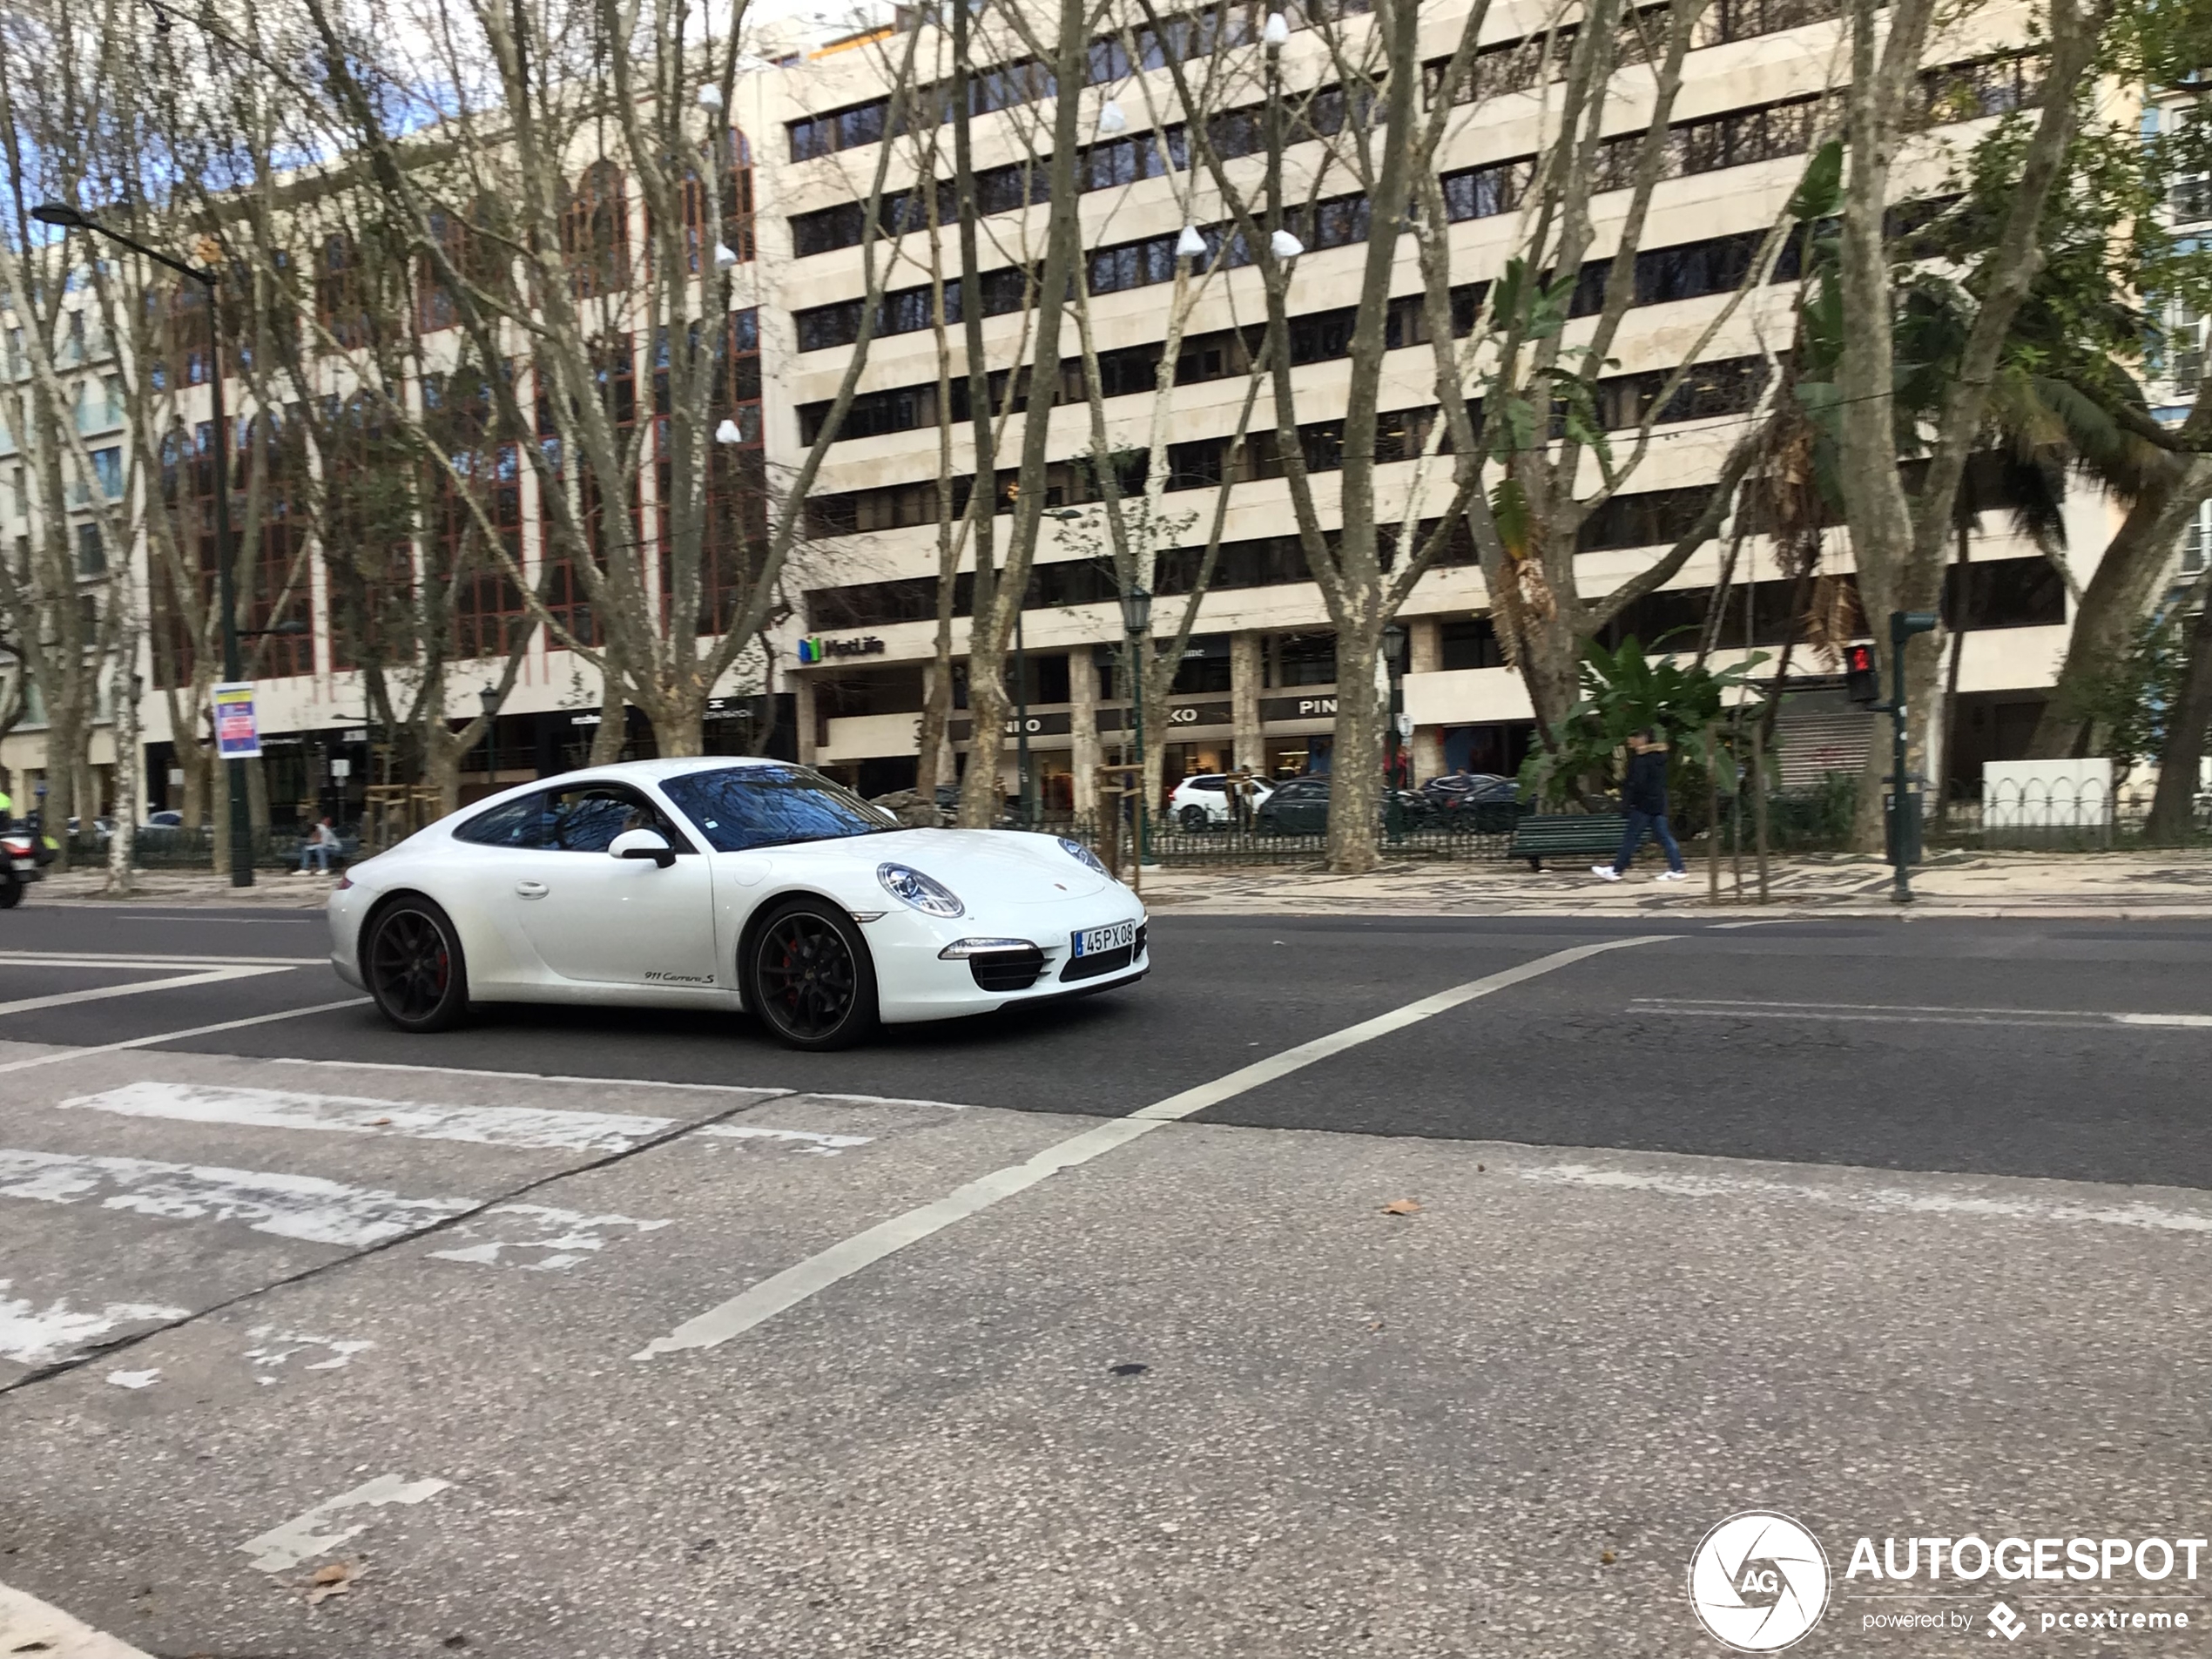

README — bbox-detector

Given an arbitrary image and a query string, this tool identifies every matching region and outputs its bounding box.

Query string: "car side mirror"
[609,827,676,868]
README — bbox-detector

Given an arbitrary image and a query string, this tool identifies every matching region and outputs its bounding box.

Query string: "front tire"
[747,899,880,1050]
[364,896,470,1033]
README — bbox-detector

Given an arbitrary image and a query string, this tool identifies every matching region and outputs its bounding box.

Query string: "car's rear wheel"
[748,900,879,1050]
[364,896,469,1032]
[1178,803,1210,832]
[0,871,24,908]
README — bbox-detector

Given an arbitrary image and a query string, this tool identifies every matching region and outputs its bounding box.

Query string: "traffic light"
[1844,643,1881,705]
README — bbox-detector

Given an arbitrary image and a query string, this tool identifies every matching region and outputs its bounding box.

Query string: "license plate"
[1072,920,1136,958]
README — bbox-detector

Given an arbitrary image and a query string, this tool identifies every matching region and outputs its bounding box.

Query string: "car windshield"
[660,765,896,853]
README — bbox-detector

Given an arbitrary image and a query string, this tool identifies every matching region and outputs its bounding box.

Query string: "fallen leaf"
[1108,1362,1149,1378]
[12,1642,56,1653]
[1477,1163,1486,1172]
[1379,1198,1421,1216]
[368,1117,392,1126]
[1601,1550,1616,1566]
[442,1636,469,1650]
[304,1561,363,1606]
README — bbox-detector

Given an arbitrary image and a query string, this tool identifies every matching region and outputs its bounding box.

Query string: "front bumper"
[867,904,1149,1023]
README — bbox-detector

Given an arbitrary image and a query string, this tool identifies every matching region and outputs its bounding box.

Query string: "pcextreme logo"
[1689,1512,1832,1652]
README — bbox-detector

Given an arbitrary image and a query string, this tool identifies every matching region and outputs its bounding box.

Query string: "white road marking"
[1709,920,1793,930]
[266,1055,795,1096]
[0,1150,475,1247]
[238,1474,451,1573]
[59,1080,678,1153]
[427,1204,670,1271]
[1632,996,2212,1029]
[0,1279,190,1367]
[696,1125,874,1154]
[798,1090,972,1112]
[0,1581,156,1657]
[1502,1157,2212,1235]
[105,1369,160,1389]
[0,998,372,1076]
[246,1327,374,1372]
[0,951,327,967]
[0,964,295,1019]
[637,937,1665,1358]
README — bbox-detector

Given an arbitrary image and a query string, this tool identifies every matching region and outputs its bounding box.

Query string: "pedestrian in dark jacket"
[1593,728,1687,882]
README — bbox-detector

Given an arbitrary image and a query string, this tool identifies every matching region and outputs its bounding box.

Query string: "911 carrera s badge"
[644,971,717,984]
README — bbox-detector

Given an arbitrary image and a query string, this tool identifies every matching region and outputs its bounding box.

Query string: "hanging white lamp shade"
[1262,10,1291,48]
[1269,228,1304,259]
[715,418,744,444]
[697,84,725,110]
[1096,98,1128,135]
[712,241,739,270]
[1175,224,1208,259]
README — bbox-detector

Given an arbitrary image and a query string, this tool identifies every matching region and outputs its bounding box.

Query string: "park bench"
[1508,813,1629,872]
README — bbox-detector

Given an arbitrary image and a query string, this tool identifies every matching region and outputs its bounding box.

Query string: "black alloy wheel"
[1179,804,1211,833]
[365,898,469,1032]
[749,900,879,1050]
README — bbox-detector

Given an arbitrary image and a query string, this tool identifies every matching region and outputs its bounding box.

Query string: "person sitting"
[298,817,341,875]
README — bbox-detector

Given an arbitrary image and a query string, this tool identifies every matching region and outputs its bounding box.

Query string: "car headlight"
[1058,836,1109,876]
[877,862,965,918]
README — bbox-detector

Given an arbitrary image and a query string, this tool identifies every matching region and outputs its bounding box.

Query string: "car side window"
[541,785,688,853]
[454,793,550,848]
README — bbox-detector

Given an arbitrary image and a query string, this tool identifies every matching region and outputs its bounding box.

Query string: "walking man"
[1594,729,1688,882]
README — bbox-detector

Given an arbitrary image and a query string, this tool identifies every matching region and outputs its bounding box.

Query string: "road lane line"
[0,997,372,1076]
[1501,1155,2212,1234]
[0,1279,192,1367]
[0,1149,476,1246]
[1633,996,2212,1028]
[57,1081,681,1153]
[637,936,1666,1359]
[0,1581,155,1658]
[265,1055,797,1096]
[0,965,296,1020]
[239,1474,452,1572]
[0,951,327,966]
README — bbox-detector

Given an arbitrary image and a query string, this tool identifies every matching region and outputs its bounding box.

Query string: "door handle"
[515,880,549,900]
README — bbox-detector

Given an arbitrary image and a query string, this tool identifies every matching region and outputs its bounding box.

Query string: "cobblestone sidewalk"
[1135,849,2212,919]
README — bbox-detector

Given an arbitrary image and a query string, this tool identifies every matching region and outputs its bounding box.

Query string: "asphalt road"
[2,903,2209,1656]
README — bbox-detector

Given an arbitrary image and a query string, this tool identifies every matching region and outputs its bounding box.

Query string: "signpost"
[212,683,261,760]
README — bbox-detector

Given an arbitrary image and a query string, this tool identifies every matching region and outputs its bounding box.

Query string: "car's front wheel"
[364,896,470,1032]
[747,899,880,1050]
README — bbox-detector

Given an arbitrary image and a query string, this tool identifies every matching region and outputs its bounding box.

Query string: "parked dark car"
[1418,772,1523,832]
[1254,776,1433,836]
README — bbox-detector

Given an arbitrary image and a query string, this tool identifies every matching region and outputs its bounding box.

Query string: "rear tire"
[363,896,470,1033]
[1178,804,1210,833]
[746,899,880,1051]
[0,873,23,909]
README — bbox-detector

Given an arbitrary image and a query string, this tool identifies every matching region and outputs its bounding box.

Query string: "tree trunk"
[426,744,462,819]
[1326,626,1386,874]
[2148,593,2212,845]
[2027,456,2212,759]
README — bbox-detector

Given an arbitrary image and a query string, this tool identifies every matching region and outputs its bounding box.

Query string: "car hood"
[754,828,1116,907]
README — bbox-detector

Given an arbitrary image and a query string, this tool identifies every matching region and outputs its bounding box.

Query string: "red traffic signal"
[1844,643,1881,706]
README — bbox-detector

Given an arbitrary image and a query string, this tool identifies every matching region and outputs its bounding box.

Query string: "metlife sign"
[796,635,887,664]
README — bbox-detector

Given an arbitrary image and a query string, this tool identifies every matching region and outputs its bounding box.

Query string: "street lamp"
[479,685,501,795]
[36,200,253,887]
[1119,583,1152,869]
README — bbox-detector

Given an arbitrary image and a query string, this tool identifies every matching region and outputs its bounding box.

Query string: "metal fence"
[1045,809,1517,867]
[1930,779,2210,852]
[61,826,344,872]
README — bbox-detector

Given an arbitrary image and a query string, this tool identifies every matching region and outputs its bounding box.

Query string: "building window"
[77,522,105,576]
[563,161,631,299]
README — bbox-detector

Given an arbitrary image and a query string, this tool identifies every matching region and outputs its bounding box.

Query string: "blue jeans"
[300,844,334,873]
[1614,808,1684,874]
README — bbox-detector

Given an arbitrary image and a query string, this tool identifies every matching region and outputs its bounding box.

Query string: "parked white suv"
[1168,773,1276,830]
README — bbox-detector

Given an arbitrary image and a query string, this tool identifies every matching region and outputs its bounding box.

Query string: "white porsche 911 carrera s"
[327,758,1148,1049]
